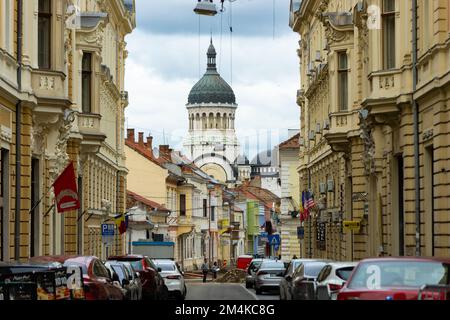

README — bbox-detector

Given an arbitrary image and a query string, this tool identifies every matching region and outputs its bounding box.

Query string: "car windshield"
[336,267,355,281]
[348,261,449,289]
[304,263,327,278]
[261,261,285,269]
[111,265,126,282]
[156,263,176,271]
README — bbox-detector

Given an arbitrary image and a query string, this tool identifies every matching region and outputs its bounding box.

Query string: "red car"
[30,255,124,300]
[107,255,168,300]
[337,257,450,300]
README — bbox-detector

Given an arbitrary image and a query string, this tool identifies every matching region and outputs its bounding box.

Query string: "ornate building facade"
[0,0,136,261]
[290,0,450,259]
[184,40,241,184]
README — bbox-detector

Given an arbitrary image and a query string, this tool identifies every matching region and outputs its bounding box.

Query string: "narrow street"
[185,280,279,300]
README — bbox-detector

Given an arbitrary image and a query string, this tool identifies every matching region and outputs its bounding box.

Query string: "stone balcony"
[31,69,67,102]
[324,111,361,153]
[77,113,106,154]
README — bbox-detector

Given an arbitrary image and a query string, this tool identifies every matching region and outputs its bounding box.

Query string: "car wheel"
[245,281,251,289]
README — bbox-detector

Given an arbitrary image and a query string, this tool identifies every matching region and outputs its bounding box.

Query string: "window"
[383,0,396,69]
[82,52,93,113]
[211,205,215,222]
[93,260,110,278]
[203,199,207,218]
[38,0,52,69]
[180,194,186,216]
[338,52,348,111]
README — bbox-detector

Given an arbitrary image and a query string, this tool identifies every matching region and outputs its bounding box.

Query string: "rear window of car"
[130,261,144,271]
[304,263,327,278]
[336,267,355,281]
[261,262,285,269]
[348,261,450,289]
[156,263,176,271]
[112,265,126,282]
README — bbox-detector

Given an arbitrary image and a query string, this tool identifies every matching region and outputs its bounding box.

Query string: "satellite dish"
[153,147,160,158]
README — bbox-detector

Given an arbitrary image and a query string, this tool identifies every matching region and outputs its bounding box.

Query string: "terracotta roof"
[127,190,170,212]
[279,133,300,149]
[125,139,165,168]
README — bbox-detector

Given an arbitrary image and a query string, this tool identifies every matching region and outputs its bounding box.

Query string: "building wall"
[291,0,450,260]
[125,145,168,201]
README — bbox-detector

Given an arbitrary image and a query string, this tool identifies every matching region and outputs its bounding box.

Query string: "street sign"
[297,226,305,240]
[317,223,326,251]
[101,224,115,244]
[268,234,281,251]
[343,220,361,232]
[259,232,269,243]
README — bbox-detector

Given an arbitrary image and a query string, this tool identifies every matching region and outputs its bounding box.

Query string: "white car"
[152,259,186,300]
[315,262,358,300]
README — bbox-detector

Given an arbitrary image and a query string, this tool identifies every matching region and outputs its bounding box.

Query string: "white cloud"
[124,3,301,158]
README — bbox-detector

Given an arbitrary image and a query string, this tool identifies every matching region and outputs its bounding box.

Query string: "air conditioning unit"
[319,183,327,194]
[315,50,322,62]
[323,119,330,130]
[309,130,315,141]
[327,179,335,192]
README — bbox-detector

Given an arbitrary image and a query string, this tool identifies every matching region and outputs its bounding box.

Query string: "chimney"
[146,136,154,157]
[138,132,144,147]
[146,136,153,150]
[159,145,171,161]
[127,128,135,142]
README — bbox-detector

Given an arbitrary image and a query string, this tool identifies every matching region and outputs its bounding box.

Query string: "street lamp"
[194,0,218,16]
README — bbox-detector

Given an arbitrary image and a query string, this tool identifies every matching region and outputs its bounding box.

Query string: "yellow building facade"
[0,0,135,262]
[290,0,450,260]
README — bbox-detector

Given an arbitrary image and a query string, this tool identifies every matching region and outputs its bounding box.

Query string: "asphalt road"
[185,280,279,300]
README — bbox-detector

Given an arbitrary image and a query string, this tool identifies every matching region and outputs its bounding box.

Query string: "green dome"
[188,40,236,105]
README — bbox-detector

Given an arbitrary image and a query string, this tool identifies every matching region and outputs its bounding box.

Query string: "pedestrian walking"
[201,258,209,283]
[212,261,218,279]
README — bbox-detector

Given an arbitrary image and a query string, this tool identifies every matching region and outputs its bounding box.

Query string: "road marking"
[240,283,259,300]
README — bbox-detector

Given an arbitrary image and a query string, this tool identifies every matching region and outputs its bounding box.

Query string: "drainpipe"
[412,0,420,257]
[14,0,23,261]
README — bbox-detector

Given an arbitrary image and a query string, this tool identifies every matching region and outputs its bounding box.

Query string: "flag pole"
[29,185,53,215]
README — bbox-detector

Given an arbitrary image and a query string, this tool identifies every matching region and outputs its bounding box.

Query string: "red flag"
[53,162,80,213]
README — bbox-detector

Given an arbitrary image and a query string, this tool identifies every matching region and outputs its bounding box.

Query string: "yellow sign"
[343,220,361,232]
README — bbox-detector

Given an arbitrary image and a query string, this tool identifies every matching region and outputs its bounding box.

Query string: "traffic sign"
[101,224,115,244]
[268,234,281,251]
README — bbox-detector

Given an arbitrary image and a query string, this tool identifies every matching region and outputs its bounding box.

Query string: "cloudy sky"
[124,0,300,159]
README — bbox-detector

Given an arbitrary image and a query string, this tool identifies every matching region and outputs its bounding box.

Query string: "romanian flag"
[114,213,128,235]
[299,192,305,222]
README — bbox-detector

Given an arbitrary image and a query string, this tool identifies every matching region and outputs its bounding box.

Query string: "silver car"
[152,259,186,300]
[245,258,264,289]
[254,260,286,295]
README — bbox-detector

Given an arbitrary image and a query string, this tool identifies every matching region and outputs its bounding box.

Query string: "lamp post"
[207,184,215,264]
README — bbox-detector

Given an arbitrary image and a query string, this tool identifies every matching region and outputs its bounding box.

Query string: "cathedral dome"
[188,40,236,105]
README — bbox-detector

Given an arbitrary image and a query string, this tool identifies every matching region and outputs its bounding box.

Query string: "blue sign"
[259,232,269,243]
[101,224,115,236]
[102,224,115,245]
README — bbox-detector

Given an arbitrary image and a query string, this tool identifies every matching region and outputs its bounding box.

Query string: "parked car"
[337,257,450,300]
[108,254,168,300]
[104,261,141,300]
[315,262,358,300]
[0,261,72,300]
[29,255,124,300]
[254,260,286,295]
[119,261,143,300]
[280,259,318,300]
[245,258,264,289]
[291,260,329,300]
[152,259,186,300]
